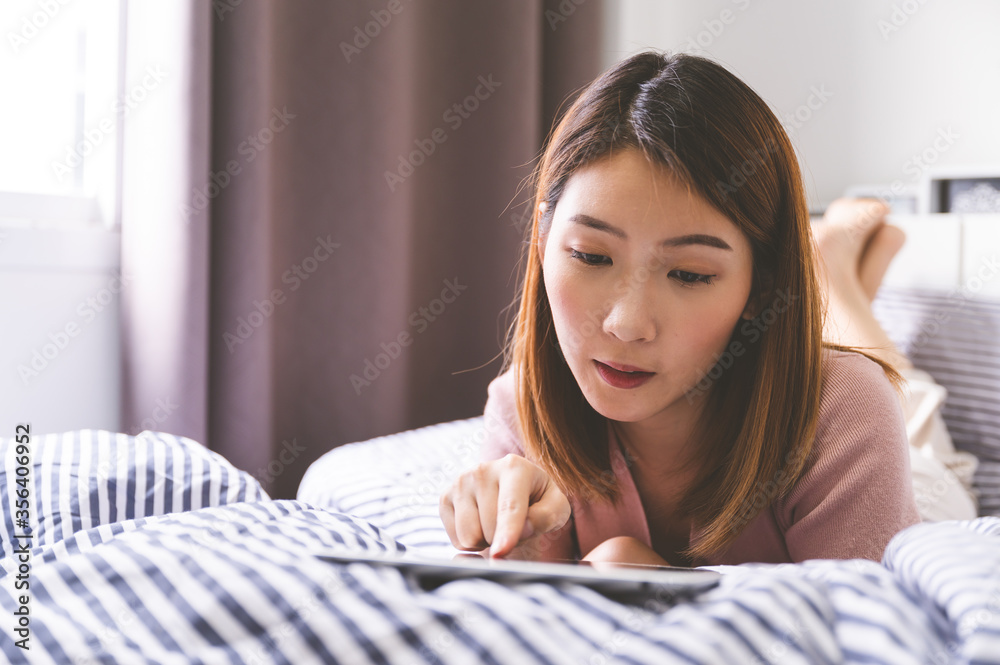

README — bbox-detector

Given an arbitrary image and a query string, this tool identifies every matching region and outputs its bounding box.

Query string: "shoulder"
[812,349,905,451]
[481,368,525,460]
[805,348,907,479]
[776,348,919,560]
[486,368,517,407]
[817,348,899,415]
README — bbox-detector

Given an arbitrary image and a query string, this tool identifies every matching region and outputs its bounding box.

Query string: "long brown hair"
[507,51,898,560]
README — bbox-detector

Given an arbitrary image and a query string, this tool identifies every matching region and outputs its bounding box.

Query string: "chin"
[579,387,657,423]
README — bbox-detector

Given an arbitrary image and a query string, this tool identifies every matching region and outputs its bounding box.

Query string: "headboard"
[880,213,1000,298]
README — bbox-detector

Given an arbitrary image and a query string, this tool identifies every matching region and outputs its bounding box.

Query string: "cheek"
[695,316,739,353]
[543,266,595,352]
[682,290,750,355]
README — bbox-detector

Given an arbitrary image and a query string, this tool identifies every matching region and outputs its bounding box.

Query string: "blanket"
[2,430,999,664]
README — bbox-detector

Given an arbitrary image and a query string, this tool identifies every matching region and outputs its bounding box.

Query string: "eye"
[670,270,715,286]
[569,249,611,266]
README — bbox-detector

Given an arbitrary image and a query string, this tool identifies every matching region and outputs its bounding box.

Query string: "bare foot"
[813,198,890,291]
[813,198,912,370]
[859,224,906,302]
[813,197,906,301]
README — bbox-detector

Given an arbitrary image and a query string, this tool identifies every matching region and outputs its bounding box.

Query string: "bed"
[2,286,999,664]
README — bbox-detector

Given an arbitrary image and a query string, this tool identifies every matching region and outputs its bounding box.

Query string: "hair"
[505,51,901,561]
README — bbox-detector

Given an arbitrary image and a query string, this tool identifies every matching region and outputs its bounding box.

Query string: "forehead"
[554,149,742,241]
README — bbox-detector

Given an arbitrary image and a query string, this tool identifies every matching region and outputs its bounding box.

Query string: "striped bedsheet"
[2,428,999,663]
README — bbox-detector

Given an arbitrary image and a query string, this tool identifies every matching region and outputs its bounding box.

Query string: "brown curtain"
[122,0,605,499]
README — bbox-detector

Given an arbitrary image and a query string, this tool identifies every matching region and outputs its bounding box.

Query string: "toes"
[823,197,890,243]
[825,197,889,224]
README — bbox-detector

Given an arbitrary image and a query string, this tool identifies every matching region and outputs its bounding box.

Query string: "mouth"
[593,360,656,390]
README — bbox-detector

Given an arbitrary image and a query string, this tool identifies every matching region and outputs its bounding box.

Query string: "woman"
[439,51,966,567]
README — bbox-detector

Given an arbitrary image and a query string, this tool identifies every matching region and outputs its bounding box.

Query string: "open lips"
[594,360,655,389]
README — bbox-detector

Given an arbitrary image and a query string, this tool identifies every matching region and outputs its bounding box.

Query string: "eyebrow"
[568,214,733,251]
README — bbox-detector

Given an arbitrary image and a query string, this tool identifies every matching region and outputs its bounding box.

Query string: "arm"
[778,352,921,562]
[581,536,673,567]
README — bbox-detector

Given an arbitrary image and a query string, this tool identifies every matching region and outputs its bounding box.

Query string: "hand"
[439,454,571,558]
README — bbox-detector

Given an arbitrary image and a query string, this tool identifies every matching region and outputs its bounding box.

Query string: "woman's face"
[541,148,756,425]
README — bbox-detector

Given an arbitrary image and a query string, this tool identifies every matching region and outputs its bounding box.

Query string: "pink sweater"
[481,349,921,565]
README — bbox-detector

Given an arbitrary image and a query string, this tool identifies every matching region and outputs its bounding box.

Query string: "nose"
[603,275,657,343]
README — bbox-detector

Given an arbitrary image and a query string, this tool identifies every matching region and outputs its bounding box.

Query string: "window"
[0,0,125,229]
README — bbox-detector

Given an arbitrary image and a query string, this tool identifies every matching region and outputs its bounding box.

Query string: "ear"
[741,272,773,320]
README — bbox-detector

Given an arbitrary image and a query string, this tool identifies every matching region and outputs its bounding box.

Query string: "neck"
[612,392,708,481]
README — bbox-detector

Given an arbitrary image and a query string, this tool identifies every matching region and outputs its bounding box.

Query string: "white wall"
[601,0,1000,212]
[0,227,122,436]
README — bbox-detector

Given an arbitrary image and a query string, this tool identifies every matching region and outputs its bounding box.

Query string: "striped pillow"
[298,417,485,557]
[0,429,268,558]
[872,287,1000,516]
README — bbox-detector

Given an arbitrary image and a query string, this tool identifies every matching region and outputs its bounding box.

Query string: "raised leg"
[812,198,912,370]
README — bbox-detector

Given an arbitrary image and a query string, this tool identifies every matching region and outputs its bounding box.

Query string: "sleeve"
[777,351,922,562]
[480,370,526,461]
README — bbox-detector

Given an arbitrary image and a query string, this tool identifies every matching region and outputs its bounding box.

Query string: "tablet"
[313,549,721,600]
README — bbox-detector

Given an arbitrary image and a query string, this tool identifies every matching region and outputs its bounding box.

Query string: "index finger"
[489,469,536,558]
